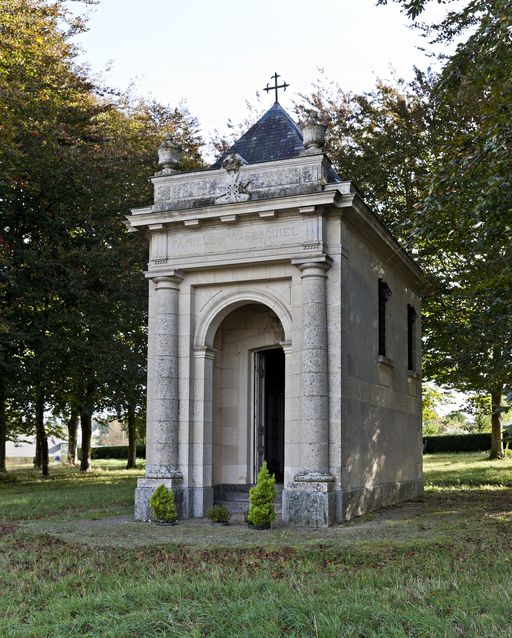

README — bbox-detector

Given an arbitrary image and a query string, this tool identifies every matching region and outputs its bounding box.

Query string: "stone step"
[216,498,283,515]
[214,483,283,515]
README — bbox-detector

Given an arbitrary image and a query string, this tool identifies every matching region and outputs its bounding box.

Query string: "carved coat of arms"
[215,153,251,204]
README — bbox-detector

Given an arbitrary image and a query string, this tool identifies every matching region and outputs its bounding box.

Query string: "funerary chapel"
[127,78,424,526]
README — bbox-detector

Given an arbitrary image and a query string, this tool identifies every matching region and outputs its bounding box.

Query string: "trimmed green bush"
[149,485,177,523]
[247,461,276,527]
[423,434,492,453]
[206,505,231,523]
[78,445,146,460]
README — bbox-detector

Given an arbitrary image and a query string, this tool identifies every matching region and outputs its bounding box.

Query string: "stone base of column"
[134,476,184,521]
[282,472,336,527]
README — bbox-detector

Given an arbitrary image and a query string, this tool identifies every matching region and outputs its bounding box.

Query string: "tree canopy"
[0,0,204,472]
[376,0,512,456]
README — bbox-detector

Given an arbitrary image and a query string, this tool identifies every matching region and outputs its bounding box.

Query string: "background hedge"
[78,445,146,460]
[423,433,494,453]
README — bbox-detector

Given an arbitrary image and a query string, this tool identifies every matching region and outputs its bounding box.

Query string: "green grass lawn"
[1,453,511,637]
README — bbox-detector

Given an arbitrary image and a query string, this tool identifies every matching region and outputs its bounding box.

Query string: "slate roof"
[211,102,340,182]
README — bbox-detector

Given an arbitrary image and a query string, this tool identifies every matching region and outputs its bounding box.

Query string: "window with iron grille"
[378,278,392,356]
[407,304,418,370]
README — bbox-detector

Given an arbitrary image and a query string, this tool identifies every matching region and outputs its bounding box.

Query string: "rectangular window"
[378,279,391,356]
[407,304,418,370]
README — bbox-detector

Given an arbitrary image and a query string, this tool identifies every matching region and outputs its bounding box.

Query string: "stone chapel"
[128,94,424,527]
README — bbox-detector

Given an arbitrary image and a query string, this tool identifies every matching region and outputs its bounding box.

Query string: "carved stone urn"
[301,111,327,153]
[157,135,181,174]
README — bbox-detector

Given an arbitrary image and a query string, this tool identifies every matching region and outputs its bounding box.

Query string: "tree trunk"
[79,382,95,472]
[35,394,49,477]
[0,382,6,473]
[79,411,92,472]
[67,407,79,465]
[33,428,42,469]
[126,403,137,469]
[489,389,504,460]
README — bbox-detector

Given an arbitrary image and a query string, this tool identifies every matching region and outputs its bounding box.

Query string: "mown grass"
[0,454,511,637]
[423,452,512,489]
[0,459,145,521]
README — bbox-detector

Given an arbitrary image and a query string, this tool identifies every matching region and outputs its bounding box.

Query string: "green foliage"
[295,70,435,247]
[422,384,446,435]
[375,0,512,458]
[206,505,231,523]
[423,433,493,454]
[77,445,146,460]
[464,395,492,433]
[376,0,435,19]
[0,0,204,473]
[418,0,511,458]
[247,461,276,527]
[149,484,177,523]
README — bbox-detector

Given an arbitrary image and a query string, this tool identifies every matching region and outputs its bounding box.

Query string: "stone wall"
[339,218,423,517]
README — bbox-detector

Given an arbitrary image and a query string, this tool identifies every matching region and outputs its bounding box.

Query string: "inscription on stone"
[166,221,302,258]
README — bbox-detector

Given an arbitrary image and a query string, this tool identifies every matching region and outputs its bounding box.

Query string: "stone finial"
[157,135,181,174]
[301,110,327,153]
[222,153,247,173]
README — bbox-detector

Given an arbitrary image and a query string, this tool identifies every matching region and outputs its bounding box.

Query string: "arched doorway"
[211,303,285,487]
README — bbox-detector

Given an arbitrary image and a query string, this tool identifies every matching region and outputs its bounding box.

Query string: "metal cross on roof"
[263,72,290,103]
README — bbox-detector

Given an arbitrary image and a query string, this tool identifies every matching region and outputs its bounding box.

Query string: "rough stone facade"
[127,103,424,526]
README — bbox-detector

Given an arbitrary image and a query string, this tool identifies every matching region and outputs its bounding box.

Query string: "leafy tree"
[0,1,204,474]
[465,395,492,433]
[376,0,437,18]
[443,411,469,433]
[295,70,436,245]
[378,0,512,458]
[422,384,447,435]
[0,0,103,474]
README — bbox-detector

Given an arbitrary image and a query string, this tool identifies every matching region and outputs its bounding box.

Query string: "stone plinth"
[283,472,336,527]
[134,476,184,522]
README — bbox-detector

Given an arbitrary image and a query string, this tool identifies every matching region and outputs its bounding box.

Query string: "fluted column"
[146,273,183,478]
[298,261,330,475]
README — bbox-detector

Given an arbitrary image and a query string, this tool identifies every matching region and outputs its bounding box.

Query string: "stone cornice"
[127,189,344,231]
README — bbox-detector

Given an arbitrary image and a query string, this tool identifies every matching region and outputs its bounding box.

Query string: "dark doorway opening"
[261,348,285,482]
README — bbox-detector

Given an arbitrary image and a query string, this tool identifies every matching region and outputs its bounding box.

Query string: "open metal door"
[254,351,266,480]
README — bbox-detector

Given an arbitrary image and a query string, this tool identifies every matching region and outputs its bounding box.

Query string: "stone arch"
[194,288,292,349]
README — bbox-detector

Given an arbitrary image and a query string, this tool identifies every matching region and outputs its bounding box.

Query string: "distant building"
[6,438,68,464]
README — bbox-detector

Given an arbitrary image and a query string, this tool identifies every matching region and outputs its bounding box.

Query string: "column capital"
[280,340,293,356]
[193,345,216,361]
[292,257,332,277]
[151,270,184,289]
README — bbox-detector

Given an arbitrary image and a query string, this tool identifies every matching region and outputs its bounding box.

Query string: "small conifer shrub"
[206,505,231,523]
[247,461,276,528]
[149,484,177,523]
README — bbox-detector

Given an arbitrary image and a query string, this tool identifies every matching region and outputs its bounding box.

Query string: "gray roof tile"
[211,103,339,182]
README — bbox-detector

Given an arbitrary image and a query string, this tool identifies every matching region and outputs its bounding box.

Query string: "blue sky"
[74,0,449,138]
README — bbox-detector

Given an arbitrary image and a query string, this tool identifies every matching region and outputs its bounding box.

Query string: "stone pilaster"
[135,272,184,521]
[188,346,215,517]
[283,259,335,526]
